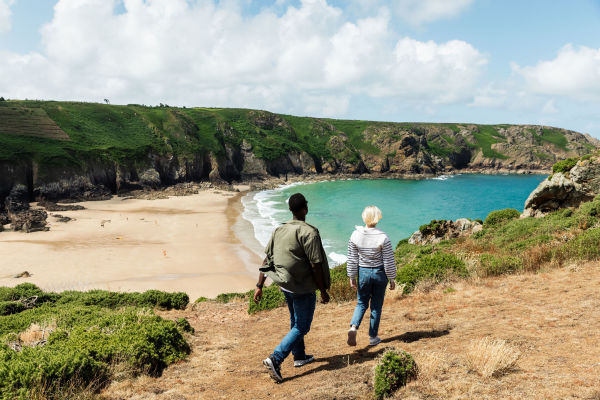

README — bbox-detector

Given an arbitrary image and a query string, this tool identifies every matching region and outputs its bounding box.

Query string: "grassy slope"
[103,261,600,399]
[0,100,581,171]
[0,287,192,400]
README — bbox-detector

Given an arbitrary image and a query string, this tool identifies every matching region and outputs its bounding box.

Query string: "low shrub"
[479,254,523,277]
[552,157,579,174]
[215,292,250,303]
[56,289,189,310]
[175,318,194,334]
[419,219,448,236]
[327,264,356,303]
[374,349,418,399]
[195,297,208,303]
[0,283,56,305]
[0,301,26,316]
[328,278,356,303]
[484,209,520,226]
[0,303,190,399]
[247,285,285,314]
[396,252,468,294]
[555,227,600,261]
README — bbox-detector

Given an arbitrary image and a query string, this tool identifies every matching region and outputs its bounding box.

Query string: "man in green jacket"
[253,193,331,383]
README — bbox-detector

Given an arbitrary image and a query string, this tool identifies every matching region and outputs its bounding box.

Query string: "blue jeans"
[271,291,316,365]
[350,267,388,338]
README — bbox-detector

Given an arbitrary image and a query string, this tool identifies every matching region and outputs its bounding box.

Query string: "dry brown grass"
[465,337,521,378]
[100,261,600,400]
[522,243,554,272]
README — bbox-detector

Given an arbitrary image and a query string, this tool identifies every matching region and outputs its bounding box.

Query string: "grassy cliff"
[1,100,597,185]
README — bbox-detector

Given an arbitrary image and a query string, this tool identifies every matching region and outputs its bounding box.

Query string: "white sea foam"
[241,190,284,248]
[241,183,343,265]
[328,252,348,266]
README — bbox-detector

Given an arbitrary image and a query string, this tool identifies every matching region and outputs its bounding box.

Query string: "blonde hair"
[362,205,382,227]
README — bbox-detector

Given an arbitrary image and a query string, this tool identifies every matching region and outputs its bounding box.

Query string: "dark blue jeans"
[271,291,316,365]
[350,267,387,338]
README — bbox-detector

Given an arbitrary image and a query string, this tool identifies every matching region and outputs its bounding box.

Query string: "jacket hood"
[354,226,385,235]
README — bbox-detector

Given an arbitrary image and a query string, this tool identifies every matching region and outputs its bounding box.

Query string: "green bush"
[0,301,25,316]
[175,318,194,334]
[397,252,468,294]
[374,349,417,399]
[0,303,190,400]
[419,219,448,236]
[552,157,579,173]
[479,254,523,276]
[56,289,189,310]
[247,285,285,314]
[556,227,600,261]
[484,208,520,226]
[215,292,249,303]
[0,283,56,304]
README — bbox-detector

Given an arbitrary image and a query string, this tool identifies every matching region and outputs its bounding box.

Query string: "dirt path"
[102,263,600,400]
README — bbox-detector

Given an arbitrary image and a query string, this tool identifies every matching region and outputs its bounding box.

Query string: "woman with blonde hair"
[346,205,396,346]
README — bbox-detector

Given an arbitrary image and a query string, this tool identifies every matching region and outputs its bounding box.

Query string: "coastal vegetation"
[1,100,597,208]
[373,349,418,399]
[0,285,191,399]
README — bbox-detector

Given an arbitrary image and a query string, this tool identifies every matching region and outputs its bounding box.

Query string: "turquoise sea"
[241,174,546,265]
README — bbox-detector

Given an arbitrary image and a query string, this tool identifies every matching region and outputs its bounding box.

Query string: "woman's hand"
[253,288,263,304]
[389,280,396,290]
[350,278,357,288]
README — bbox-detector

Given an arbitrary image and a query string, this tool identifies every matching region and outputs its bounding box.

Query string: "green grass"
[1,101,592,179]
[471,125,508,159]
[534,128,568,150]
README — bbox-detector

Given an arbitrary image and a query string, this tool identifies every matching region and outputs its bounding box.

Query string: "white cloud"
[541,99,558,114]
[513,44,600,101]
[469,84,508,108]
[0,0,15,33]
[0,0,487,116]
[390,0,474,25]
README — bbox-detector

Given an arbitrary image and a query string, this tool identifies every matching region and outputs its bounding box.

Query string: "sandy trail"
[102,262,600,400]
[0,190,261,300]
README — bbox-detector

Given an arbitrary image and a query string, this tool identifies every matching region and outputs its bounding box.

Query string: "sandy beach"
[0,189,262,300]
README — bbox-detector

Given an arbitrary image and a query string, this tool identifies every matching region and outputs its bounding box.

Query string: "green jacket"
[260,220,331,294]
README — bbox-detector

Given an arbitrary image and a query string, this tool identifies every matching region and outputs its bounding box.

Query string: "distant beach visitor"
[253,193,331,383]
[346,206,397,347]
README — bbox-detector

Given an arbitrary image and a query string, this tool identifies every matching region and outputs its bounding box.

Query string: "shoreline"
[0,188,261,300]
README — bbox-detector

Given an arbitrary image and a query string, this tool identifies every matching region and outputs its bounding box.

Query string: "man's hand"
[320,291,330,304]
[350,278,357,288]
[253,288,263,304]
[389,280,396,291]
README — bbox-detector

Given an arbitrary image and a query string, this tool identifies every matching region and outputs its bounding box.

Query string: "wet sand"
[0,189,262,300]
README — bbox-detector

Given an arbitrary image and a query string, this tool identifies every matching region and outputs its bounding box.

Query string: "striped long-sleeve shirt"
[346,226,397,280]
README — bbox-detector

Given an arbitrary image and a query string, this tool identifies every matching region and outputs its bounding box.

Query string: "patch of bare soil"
[101,263,600,400]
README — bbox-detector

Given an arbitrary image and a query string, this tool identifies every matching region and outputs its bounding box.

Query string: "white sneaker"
[347,326,357,346]
[369,336,381,346]
[293,354,315,367]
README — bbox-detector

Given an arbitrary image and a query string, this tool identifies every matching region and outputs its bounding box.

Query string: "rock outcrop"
[10,209,49,233]
[523,157,600,217]
[408,218,483,245]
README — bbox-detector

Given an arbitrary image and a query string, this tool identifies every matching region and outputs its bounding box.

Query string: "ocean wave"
[431,174,462,181]
[242,186,346,266]
[241,190,285,248]
[328,252,348,266]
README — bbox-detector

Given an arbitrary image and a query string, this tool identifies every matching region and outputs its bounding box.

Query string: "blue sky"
[1,0,599,137]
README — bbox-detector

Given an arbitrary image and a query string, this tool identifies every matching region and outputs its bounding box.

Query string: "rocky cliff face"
[1,103,598,211]
[523,156,600,217]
